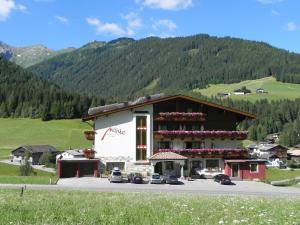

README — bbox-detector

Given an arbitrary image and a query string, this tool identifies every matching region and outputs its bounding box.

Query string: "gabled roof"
[294,143,300,149]
[12,145,59,154]
[82,94,255,121]
[66,149,84,156]
[150,152,187,160]
[258,144,288,151]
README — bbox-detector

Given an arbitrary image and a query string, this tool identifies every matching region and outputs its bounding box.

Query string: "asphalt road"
[1,178,300,198]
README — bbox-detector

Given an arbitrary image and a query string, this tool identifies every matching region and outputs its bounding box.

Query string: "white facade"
[94,105,153,173]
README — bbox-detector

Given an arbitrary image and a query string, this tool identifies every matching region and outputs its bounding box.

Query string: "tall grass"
[0,189,299,224]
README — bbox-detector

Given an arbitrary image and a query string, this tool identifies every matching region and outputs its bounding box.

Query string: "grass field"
[0,162,56,184]
[194,76,300,102]
[0,190,299,225]
[0,118,92,151]
[266,168,300,182]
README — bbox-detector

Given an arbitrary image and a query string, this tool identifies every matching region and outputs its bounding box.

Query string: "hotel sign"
[101,127,126,140]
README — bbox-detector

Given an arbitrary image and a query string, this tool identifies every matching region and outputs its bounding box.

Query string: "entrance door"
[191,160,202,176]
[231,163,239,178]
[154,162,163,174]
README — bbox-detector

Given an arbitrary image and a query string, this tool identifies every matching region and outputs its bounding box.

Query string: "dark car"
[164,175,179,184]
[213,174,232,185]
[127,172,144,184]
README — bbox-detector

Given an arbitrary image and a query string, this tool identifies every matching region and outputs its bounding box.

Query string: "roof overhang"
[82,95,255,121]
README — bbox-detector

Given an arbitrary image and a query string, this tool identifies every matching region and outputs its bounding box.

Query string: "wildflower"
[218,220,224,224]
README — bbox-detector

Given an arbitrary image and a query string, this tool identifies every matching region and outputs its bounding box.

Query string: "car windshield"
[134,173,142,176]
[169,175,177,179]
[113,171,121,176]
[152,175,160,179]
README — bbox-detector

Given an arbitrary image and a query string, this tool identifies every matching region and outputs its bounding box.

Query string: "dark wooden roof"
[11,145,59,155]
[82,94,255,121]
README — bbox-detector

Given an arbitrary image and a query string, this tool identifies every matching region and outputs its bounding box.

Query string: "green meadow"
[0,118,92,151]
[0,189,299,225]
[194,76,300,102]
[0,163,56,184]
[266,168,300,182]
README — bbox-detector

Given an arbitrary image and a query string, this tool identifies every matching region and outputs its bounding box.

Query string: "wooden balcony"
[154,112,206,122]
[154,148,248,158]
[153,130,248,140]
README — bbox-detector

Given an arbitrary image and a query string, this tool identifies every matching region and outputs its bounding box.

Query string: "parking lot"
[56,177,300,197]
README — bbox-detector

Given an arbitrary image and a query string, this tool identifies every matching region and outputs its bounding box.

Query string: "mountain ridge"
[0,41,75,68]
[29,34,300,99]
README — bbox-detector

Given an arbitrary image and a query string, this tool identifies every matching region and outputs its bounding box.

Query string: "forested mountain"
[0,41,75,68]
[213,97,300,147]
[0,57,105,120]
[30,34,300,98]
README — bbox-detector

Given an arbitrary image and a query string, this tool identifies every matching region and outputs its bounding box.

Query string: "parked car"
[127,172,144,184]
[150,173,163,184]
[164,175,179,184]
[213,174,232,185]
[278,161,287,169]
[108,169,123,183]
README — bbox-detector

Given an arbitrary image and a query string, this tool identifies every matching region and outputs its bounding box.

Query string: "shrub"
[19,152,33,176]
[39,152,52,165]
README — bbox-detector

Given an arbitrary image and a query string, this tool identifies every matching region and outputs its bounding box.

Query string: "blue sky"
[0,0,299,53]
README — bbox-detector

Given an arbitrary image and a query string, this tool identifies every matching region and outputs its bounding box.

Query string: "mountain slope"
[29,35,300,98]
[0,41,75,68]
[0,56,101,119]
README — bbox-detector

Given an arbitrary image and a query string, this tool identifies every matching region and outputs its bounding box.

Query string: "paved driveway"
[56,177,300,197]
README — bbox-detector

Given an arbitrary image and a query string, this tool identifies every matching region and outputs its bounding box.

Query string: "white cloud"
[271,10,280,16]
[55,15,68,24]
[137,0,193,10]
[0,0,26,21]
[86,13,143,37]
[256,0,284,4]
[122,12,142,36]
[285,22,298,32]
[86,17,126,36]
[152,19,177,31]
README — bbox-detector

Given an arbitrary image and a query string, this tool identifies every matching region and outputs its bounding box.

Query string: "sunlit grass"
[0,189,299,224]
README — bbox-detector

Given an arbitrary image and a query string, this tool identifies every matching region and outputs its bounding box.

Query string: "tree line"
[0,56,108,120]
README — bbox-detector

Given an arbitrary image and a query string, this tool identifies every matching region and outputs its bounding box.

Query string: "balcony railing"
[154,112,206,122]
[157,148,247,154]
[154,130,248,140]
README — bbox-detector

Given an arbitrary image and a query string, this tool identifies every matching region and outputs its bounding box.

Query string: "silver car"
[108,170,123,183]
[150,173,163,184]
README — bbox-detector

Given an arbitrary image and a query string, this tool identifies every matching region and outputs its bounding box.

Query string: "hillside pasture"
[194,76,300,102]
[0,118,91,151]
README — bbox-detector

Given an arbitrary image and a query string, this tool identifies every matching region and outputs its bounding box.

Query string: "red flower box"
[83,149,96,159]
[84,131,95,140]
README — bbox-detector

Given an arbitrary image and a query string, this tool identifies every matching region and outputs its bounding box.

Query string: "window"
[205,159,220,172]
[136,116,147,161]
[158,124,168,130]
[158,141,170,149]
[250,163,258,173]
[186,142,201,149]
[166,161,174,170]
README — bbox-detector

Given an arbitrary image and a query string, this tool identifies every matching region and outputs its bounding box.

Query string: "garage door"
[61,162,77,178]
[80,162,94,177]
